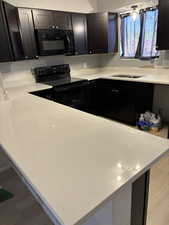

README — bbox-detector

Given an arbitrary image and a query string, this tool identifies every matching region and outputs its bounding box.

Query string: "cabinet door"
[53,11,72,30]
[97,79,137,125]
[72,13,88,55]
[18,8,38,59]
[0,1,13,62]
[131,171,150,225]
[108,13,118,53]
[3,1,24,60]
[32,9,55,29]
[87,13,108,54]
[157,0,169,50]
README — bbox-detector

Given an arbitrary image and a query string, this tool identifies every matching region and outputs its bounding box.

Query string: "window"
[140,9,159,58]
[120,8,159,59]
[120,14,141,58]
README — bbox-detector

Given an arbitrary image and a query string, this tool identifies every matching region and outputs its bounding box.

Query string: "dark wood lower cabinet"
[131,171,150,225]
[87,79,154,126]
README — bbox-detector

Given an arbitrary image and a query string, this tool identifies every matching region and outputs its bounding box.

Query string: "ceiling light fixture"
[131,5,139,21]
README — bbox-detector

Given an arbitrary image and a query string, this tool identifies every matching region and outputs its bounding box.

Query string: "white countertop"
[1,82,52,99]
[0,89,169,225]
[72,66,169,85]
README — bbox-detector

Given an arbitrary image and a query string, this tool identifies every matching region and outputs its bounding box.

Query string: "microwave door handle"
[66,34,70,45]
[62,30,70,46]
[65,34,71,55]
[63,31,74,55]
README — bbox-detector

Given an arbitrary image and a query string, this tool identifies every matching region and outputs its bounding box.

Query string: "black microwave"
[35,29,75,56]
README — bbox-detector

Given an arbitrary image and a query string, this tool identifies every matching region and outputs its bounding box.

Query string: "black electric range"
[32,64,89,110]
[34,64,87,87]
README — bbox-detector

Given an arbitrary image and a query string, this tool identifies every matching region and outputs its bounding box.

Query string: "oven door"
[36,29,74,56]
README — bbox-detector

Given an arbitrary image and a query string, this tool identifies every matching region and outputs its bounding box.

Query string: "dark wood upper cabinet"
[32,9,72,30]
[17,8,38,59]
[4,2,37,60]
[0,0,13,62]
[72,13,88,55]
[53,11,72,30]
[3,1,24,60]
[32,9,55,29]
[87,12,118,54]
[157,0,169,50]
[1,0,118,60]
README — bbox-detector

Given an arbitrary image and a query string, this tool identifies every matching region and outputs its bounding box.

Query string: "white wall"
[6,0,98,13]
[97,0,152,12]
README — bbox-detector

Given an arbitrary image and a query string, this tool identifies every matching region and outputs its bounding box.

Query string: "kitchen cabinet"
[157,0,169,50]
[4,2,37,60]
[53,11,72,30]
[3,2,24,60]
[32,9,72,30]
[32,9,54,29]
[17,8,38,59]
[131,171,150,225]
[0,0,13,62]
[72,13,88,55]
[87,12,118,54]
[88,79,154,125]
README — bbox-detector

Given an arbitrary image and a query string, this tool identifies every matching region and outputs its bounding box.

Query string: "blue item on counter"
[137,120,153,131]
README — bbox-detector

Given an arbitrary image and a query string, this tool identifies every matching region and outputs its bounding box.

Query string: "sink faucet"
[0,72,9,100]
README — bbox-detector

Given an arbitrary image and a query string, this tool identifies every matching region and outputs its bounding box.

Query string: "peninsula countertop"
[0,90,169,225]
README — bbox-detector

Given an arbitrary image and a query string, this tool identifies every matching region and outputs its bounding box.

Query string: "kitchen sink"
[112,75,143,79]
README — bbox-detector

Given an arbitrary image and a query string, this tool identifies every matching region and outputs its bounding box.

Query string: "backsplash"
[99,51,169,68]
[0,55,100,86]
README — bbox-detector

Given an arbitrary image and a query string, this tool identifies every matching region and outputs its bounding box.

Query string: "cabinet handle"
[111,89,120,93]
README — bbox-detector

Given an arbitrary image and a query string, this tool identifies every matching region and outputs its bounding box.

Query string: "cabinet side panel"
[157,0,169,50]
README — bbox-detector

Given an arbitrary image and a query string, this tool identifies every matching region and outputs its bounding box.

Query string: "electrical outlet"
[83,62,87,69]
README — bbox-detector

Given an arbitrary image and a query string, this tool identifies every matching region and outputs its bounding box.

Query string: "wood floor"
[147,152,169,225]
[0,153,169,225]
[0,168,54,225]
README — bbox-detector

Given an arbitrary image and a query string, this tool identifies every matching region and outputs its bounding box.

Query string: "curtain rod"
[120,5,158,17]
